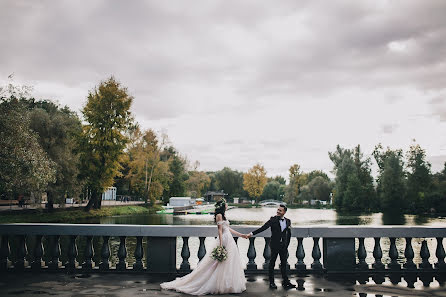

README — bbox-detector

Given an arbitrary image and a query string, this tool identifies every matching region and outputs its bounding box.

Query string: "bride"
[160,198,247,295]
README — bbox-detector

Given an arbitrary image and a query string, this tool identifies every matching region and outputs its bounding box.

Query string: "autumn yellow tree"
[243,163,267,202]
[285,163,308,204]
[127,128,170,204]
[186,171,211,198]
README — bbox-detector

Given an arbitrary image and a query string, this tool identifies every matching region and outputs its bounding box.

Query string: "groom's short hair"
[279,204,287,212]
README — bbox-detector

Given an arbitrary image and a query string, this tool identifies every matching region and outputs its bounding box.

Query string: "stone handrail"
[1,224,445,274]
[1,223,445,237]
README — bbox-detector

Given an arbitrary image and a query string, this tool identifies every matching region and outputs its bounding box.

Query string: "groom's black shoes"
[282,281,296,289]
[269,282,277,289]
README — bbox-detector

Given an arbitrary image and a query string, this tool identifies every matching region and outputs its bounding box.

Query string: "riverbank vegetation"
[0,205,159,224]
[1,77,445,217]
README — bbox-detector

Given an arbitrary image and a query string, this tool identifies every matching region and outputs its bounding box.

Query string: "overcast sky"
[1,0,446,178]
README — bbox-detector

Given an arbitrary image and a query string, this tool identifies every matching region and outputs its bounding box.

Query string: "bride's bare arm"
[229,227,244,237]
[216,214,223,246]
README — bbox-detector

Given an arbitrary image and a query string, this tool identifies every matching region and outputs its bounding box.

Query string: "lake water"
[92,207,446,270]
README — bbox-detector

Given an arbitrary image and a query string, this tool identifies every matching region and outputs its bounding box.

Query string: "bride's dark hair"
[214,198,227,222]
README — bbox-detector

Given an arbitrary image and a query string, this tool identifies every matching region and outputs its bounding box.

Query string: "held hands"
[240,233,252,239]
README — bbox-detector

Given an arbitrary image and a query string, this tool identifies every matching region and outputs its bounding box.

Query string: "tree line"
[330,144,446,214]
[1,77,445,213]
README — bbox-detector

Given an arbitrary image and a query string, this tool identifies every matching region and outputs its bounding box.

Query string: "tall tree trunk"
[84,189,95,211]
[46,191,54,211]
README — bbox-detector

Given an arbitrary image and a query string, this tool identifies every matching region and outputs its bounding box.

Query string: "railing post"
[357,238,368,271]
[295,237,306,271]
[388,237,401,271]
[133,236,144,271]
[48,235,61,270]
[323,237,355,273]
[435,237,446,270]
[198,237,206,262]
[83,236,95,270]
[262,237,271,270]
[311,237,323,271]
[31,235,44,270]
[146,237,176,273]
[99,236,110,271]
[372,237,384,271]
[0,235,10,271]
[15,235,28,271]
[247,237,257,270]
[116,236,127,271]
[66,235,78,272]
[180,237,190,272]
[404,237,416,270]
[419,240,433,270]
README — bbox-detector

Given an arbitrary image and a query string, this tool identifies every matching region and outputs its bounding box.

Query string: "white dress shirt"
[279,217,286,231]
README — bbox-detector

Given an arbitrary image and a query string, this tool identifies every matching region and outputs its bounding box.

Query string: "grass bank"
[0,205,161,224]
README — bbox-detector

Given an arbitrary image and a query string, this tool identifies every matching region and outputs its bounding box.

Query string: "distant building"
[102,187,117,200]
[310,199,328,206]
[204,191,227,202]
[169,197,193,207]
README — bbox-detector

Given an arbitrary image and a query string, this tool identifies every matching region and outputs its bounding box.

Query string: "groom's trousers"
[268,246,288,283]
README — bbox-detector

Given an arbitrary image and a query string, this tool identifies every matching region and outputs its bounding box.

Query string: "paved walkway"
[1,273,445,297]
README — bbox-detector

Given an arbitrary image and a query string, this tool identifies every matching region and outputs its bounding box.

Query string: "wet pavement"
[1,273,446,297]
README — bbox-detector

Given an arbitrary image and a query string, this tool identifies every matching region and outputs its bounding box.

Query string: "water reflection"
[382,211,406,225]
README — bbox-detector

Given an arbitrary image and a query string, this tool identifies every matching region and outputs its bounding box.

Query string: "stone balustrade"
[0,224,445,275]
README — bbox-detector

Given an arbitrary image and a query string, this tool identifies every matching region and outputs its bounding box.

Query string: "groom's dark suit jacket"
[252,216,291,250]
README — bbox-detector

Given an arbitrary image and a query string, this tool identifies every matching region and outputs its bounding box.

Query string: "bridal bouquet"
[211,246,228,262]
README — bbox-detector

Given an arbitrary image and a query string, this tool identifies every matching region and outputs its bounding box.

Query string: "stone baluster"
[388,237,401,270]
[295,237,305,271]
[133,236,144,271]
[116,236,127,271]
[198,237,206,262]
[435,237,446,270]
[66,235,78,271]
[247,237,257,270]
[15,235,28,271]
[311,237,322,271]
[372,237,384,270]
[262,237,271,269]
[180,237,190,271]
[0,235,10,271]
[403,237,416,270]
[83,236,95,270]
[419,240,432,270]
[31,235,44,270]
[48,235,61,270]
[99,236,110,270]
[357,238,368,271]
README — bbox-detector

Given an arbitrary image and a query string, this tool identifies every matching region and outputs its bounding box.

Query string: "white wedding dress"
[160,220,246,295]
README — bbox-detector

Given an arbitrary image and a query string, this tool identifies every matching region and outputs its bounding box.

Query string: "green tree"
[268,175,286,185]
[215,167,244,198]
[406,142,432,213]
[307,170,330,183]
[79,77,134,210]
[329,145,376,212]
[163,153,188,201]
[261,181,281,200]
[27,100,82,209]
[373,144,406,212]
[243,163,267,201]
[0,89,56,199]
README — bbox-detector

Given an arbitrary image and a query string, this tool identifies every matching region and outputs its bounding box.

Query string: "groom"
[247,204,296,289]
